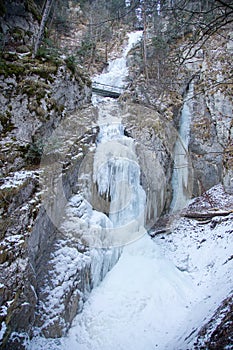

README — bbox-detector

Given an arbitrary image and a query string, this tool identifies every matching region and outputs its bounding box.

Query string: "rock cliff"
[122,23,232,206]
[0,1,94,347]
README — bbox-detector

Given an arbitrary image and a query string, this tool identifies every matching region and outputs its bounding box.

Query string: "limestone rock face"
[0,63,92,175]
[0,65,92,348]
[0,173,39,348]
[125,27,233,200]
[1,0,40,50]
[184,31,233,195]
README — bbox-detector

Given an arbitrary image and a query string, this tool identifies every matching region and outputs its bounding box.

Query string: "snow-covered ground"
[28,185,233,350]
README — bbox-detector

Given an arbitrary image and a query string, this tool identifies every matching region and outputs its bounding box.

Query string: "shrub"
[25,139,44,165]
[65,55,76,73]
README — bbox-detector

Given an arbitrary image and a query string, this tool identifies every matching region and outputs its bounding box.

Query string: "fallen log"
[183,210,233,220]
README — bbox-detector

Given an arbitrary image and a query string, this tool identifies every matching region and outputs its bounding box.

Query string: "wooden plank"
[92,81,124,98]
[92,81,123,93]
[92,87,121,98]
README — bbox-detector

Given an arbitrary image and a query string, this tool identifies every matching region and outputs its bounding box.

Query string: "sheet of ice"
[93,113,146,247]
[93,31,142,88]
[170,82,194,212]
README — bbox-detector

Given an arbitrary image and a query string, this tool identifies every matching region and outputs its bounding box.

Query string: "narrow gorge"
[0,1,232,349]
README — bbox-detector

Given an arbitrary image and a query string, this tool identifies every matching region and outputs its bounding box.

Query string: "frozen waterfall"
[89,30,146,247]
[170,81,194,212]
[60,31,145,249]
[93,31,142,88]
[93,100,146,247]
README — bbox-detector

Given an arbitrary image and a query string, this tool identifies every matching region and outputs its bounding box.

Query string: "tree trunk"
[33,0,54,57]
[105,41,108,63]
[142,2,149,83]
[183,210,233,219]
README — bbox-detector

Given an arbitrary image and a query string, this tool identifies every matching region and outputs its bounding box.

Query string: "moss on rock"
[0,112,15,134]
[0,61,25,77]
[30,63,58,79]
[25,0,41,21]
[18,79,49,99]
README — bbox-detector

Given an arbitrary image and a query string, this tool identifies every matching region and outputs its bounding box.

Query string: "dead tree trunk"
[142,2,149,83]
[33,0,54,57]
[183,210,233,219]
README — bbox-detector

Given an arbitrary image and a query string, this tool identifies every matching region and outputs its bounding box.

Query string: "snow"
[34,243,92,333]
[159,187,233,348]
[0,170,39,189]
[64,202,232,350]
[31,238,121,338]
[61,235,195,350]
[0,322,7,341]
[28,204,233,350]
[0,306,8,317]
[4,235,24,244]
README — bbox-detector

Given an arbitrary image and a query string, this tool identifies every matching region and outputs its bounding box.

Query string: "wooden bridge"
[92,81,124,98]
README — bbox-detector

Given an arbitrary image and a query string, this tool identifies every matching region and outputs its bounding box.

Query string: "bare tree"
[159,0,233,65]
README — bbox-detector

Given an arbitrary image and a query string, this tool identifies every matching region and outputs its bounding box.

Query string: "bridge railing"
[92,81,125,95]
